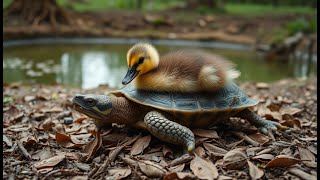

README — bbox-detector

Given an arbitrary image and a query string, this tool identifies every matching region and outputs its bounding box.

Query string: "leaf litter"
[3,77,317,179]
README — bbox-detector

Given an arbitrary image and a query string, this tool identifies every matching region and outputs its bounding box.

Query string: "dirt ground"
[3,8,313,45]
[3,76,317,179]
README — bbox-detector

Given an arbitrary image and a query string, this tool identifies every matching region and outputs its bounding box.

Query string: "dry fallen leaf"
[3,134,13,147]
[288,167,317,180]
[265,155,302,168]
[298,147,317,168]
[130,135,151,156]
[223,148,247,170]
[163,172,196,180]
[34,154,65,169]
[190,154,219,180]
[168,163,185,172]
[40,106,63,113]
[56,132,82,148]
[252,154,275,162]
[108,168,132,179]
[82,132,102,162]
[194,146,206,158]
[162,145,173,159]
[248,133,270,145]
[203,142,228,157]
[279,106,303,116]
[169,154,193,167]
[137,160,167,177]
[193,129,219,139]
[247,160,264,180]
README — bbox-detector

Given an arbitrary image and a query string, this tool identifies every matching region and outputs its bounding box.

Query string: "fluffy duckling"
[122,43,240,92]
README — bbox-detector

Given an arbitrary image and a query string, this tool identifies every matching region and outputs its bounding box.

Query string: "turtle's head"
[122,43,159,85]
[72,94,112,120]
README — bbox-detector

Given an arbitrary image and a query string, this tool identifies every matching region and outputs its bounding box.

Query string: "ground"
[3,76,317,179]
[3,3,316,45]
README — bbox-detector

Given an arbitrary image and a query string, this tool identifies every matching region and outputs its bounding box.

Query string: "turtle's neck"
[104,96,144,125]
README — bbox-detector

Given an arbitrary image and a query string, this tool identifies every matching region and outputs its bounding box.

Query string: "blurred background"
[3,0,317,89]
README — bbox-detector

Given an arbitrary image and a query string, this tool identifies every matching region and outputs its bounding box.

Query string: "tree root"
[4,0,74,28]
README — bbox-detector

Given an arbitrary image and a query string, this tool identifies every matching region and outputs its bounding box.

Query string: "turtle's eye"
[138,57,144,64]
[86,98,96,106]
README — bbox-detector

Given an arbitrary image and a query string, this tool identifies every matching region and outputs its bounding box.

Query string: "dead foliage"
[3,77,317,179]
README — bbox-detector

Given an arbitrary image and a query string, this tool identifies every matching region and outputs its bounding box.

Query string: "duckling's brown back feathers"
[133,49,239,92]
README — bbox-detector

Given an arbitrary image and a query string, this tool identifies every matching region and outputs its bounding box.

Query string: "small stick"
[17,141,31,160]
[230,131,260,147]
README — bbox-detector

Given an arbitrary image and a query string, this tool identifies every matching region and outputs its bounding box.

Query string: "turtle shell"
[115,82,258,113]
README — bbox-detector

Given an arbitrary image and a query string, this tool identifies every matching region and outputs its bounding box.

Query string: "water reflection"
[57,51,127,89]
[3,40,317,89]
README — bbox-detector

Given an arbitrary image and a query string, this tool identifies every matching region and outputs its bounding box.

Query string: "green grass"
[224,3,315,16]
[3,0,316,16]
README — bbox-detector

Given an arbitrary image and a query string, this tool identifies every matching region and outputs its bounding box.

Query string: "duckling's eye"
[138,57,144,64]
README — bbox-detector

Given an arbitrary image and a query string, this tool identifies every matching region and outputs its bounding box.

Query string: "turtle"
[72,82,286,152]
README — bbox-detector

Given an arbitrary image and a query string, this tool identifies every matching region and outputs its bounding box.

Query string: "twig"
[230,131,260,147]
[288,167,317,180]
[17,141,31,160]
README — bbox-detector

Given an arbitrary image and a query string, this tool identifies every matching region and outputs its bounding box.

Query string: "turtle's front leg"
[235,109,287,134]
[144,111,195,152]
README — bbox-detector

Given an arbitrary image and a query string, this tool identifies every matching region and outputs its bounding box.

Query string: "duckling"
[122,43,240,92]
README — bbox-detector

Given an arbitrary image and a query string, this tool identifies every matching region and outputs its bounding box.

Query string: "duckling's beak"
[122,66,140,85]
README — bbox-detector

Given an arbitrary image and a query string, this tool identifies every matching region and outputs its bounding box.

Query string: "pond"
[3,38,317,89]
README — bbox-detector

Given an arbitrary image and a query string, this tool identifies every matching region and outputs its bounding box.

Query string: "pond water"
[3,38,317,89]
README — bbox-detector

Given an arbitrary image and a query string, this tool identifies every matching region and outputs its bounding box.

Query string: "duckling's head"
[122,43,159,85]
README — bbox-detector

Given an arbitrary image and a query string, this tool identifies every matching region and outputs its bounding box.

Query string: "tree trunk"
[4,0,73,27]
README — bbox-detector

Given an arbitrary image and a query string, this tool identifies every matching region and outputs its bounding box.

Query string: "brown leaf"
[24,95,36,102]
[252,154,275,162]
[169,154,193,167]
[256,148,273,156]
[265,155,302,168]
[70,134,92,145]
[298,137,317,141]
[65,123,81,133]
[248,133,270,145]
[256,82,269,89]
[280,118,302,129]
[82,132,102,162]
[109,136,139,162]
[162,145,173,159]
[279,106,303,116]
[169,163,185,172]
[223,148,247,170]
[56,132,81,148]
[32,147,54,161]
[163,172,196,180]
[108,168,132,179]
[137,160,167,177]
[40,106,63,113]
[246,147,264,157]
[4,105,24,122]
[3,134,13,147]
[37,118,55,131]
[247,160,264,180]
[130,135,151,156]
[288,167,317,180]
[34,154,65,169]
[307,146,317,155]
[193,129,219,138]
[203,142,228,157]
[194,146,206,158]
[298,147,317,168]
[190,154,219,180]
[122,157,138,167]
